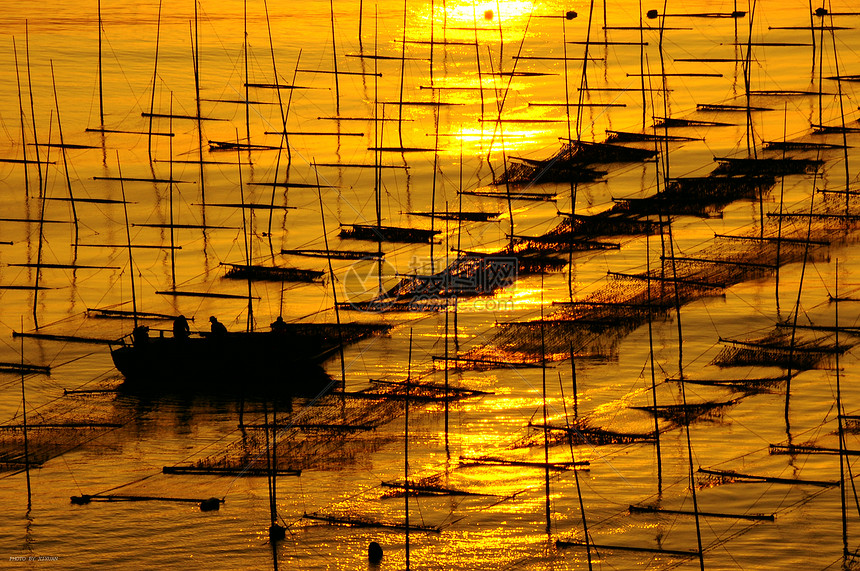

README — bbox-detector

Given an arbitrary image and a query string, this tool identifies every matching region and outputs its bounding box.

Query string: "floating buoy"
[484,9,494,20]
[269,523,286,542]
[199,497,221,512]
[814,7,828,16]
[368,541,383,563]
[566,11,577,20]
[70,495,91,505]
[646,9,659,19]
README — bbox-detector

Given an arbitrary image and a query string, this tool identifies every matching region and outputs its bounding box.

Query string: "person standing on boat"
[209,316,228,336]
[173,315,190,340]
[132,325,150,345]
[270,316,288,333]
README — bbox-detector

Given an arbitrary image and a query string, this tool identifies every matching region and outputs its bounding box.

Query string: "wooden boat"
[110,322,391,395]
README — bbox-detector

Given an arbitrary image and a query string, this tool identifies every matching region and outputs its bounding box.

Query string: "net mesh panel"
[0,378,127,471]
[492,140,657,186]
[711,157,824,176]
[185,382,459,473]
[509,418,657,449]
[630,399,740,427]
[710,330,852,370]
[469,191,860,363]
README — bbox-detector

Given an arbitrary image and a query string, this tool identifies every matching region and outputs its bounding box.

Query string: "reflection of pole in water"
[655,9,702,559]
[405,328,413,569]
[540,283,551,538]
[835,261,849,557]
[775,104,787,316]
[263,402,286,542]
[454,146,462,351]
[784,166,819,431]
[569,343,578,418]
[20,326,31,511]
[444,203,450,447]
[573,432,592,568]
[680,373,704,569]
[646,231,662,491]
[561,350,592,568]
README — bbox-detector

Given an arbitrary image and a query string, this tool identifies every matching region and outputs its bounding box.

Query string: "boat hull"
[111,332,339,396]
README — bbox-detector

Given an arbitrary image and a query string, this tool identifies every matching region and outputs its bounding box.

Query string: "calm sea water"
[1,1,860,569]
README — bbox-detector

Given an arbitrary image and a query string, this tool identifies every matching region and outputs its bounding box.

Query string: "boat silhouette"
[110,321,390,395]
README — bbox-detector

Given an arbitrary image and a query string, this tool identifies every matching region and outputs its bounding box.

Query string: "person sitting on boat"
[209,316,228,336]
[270,316,288,333]
[173,314,191,340]
[132,325,150,345]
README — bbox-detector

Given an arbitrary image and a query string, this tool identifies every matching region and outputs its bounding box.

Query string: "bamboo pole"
[330,0,340,112]
[148,0,162,160]
[50,61,79,242]
[117,153,138,332]
[25,22,42,190]
[13,39,29,197]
